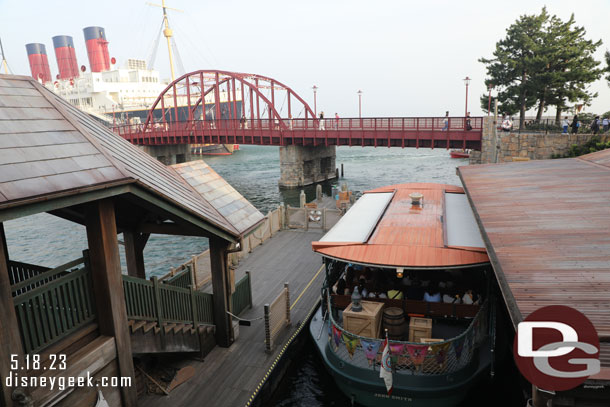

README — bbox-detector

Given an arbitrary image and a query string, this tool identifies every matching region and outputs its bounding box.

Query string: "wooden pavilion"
[0,75,260,406]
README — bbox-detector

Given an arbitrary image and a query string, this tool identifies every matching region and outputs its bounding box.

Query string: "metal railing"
[122,275,214,327]
[12,255,96,354]
[231,271,253,317]
[326,294,488,376]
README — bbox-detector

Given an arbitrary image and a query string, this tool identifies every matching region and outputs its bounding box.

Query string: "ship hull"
[309,307,490,407]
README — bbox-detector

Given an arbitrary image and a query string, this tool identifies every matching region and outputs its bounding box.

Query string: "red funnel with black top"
[83,26,110,72]
[52,35,79,79]
[25,43,52,83]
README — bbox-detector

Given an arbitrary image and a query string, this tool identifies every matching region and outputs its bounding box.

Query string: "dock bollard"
[299,190,306,208]
[316,184,322,201]
[341,163,344,177]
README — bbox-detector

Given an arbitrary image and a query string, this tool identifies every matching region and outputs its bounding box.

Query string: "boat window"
[319,192,393,243]
[444,193,485,248]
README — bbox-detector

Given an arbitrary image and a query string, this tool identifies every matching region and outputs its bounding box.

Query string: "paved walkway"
[140,229,326,407]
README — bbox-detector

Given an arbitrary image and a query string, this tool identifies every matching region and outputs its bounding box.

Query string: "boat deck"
[139,229,326,407]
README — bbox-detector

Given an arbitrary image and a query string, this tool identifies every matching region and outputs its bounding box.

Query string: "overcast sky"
[1,0,609,117]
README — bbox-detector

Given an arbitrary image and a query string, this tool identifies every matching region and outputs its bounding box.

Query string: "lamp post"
[312,85,318,116]
[357,90,362,118]
[487,83,492,116]
[463,76,471,117]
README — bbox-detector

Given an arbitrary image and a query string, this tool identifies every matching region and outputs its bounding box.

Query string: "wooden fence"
[231,271,253,316]
[286,206,342,230]
[264,283,291,353]
[122,275,214,327]
[12,255,96,354]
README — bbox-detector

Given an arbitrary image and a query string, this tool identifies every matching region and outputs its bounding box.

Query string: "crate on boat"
[343,300,383,338]
[408,317,432,342]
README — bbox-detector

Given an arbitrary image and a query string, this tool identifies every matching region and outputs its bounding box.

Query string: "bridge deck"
[114,117,483,150]
[139,229,325,407]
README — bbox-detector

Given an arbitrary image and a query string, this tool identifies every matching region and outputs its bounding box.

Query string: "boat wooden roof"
[312,183,490,268]
[458,151,610,339]
[0,75,241,239]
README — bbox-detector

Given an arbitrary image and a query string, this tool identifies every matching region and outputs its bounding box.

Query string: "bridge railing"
[113,116,482,136]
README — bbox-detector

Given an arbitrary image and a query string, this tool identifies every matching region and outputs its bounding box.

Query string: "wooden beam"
[124,230,149,279]
[0,222,25,406]
[84,200,137,407]
[209,237,233,347]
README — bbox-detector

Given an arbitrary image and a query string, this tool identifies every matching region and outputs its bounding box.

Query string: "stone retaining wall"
[470,117,609,164]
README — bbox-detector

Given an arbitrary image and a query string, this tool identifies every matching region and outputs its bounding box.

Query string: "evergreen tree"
[479,9,549,127]
[480,9,602,126]
[605,50,610,86]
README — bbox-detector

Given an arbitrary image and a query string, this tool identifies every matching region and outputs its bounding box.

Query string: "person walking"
[442,111,449,131]
[571,115,579,134]
[466,112,472,131]
[561,117,569,134]
[602,117,609,133]
[591,116,600,135]
[335,112,340,130]
[319,111,325,130]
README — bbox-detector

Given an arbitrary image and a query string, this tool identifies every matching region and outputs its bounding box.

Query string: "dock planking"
[139,228,326,407]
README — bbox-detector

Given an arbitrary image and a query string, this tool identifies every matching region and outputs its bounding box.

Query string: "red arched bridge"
[112,70,483,150]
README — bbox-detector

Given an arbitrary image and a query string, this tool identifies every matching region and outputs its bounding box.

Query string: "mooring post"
[264,304,271,353]
[299,190,306,208]
[285,282,291,326]
[316,184,322,201]
[341,163,344,177]
[246,271,253,310]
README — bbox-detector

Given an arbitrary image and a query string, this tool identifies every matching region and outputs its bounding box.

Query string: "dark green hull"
[309,307,491,407]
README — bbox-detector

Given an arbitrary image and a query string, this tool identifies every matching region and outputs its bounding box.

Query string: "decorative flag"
[406,344,428,366]
[430,342,451,365]
[379,335,393,395]
[342,332,360,359]
[453,335,465,360]
[332,325,342,349]
[389,343,406,356]
[361,339,381,366]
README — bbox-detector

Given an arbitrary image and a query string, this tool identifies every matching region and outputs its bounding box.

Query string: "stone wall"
[279,145,337,188]
[470,117,609,164]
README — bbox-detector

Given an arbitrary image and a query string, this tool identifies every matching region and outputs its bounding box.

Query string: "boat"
[450,149,470,158]
[309,183,495,406]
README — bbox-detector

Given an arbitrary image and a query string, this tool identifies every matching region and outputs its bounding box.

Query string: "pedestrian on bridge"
[335,113,340,129]
[319,111,325,130]
[442,111,449,131]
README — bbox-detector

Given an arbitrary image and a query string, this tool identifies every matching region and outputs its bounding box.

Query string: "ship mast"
[147,0,183,82]
[0,37,10,74]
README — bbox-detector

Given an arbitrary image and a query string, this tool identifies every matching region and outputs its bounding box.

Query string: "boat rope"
[147,20,165,70]
[226,311,263,322]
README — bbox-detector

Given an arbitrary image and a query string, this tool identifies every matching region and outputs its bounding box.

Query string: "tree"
[480,8,603,126]
[479,9,549,127]
[605,50,610,86]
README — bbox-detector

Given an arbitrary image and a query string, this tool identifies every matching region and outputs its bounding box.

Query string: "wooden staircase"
[128,319,216,355]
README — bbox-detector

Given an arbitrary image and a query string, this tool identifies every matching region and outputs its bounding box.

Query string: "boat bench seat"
[330,294,479,319]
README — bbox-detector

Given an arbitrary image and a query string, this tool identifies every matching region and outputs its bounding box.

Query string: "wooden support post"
[124,230,148,279]
[209,237,233,347]
[246,271,253,310]
[191,255,198,289]
[264,304,271,353]
[285,282,291,326]
[0,222,25,407]
[84,200,137,407]
[268,211,273,238]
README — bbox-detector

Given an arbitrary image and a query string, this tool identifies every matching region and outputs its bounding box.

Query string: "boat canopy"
[312,183,489,269]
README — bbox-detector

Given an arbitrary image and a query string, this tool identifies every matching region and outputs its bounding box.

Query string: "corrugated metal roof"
[171,160,264,234]
[0,75,240,238]
[312,183,489,268]
[458,151,610,338]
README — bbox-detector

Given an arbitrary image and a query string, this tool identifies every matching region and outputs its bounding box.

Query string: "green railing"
[231,271,253,316]
[123,275,214,327]
[163,265,192,289]
[12,255,96,354]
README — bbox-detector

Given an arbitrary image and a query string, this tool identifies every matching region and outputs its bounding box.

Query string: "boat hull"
[450,151,470,158]
[309,307,490,407]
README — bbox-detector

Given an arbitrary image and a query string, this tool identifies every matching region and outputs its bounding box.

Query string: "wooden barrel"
[383,307,407,340]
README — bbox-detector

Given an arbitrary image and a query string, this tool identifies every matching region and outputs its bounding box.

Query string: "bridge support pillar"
[139,144,192,165]
[279,145,337,188]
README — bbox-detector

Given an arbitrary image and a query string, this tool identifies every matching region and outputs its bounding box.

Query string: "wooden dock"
[139,228,327,407]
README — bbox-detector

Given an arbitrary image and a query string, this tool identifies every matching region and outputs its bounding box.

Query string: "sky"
[1,0,609,117]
